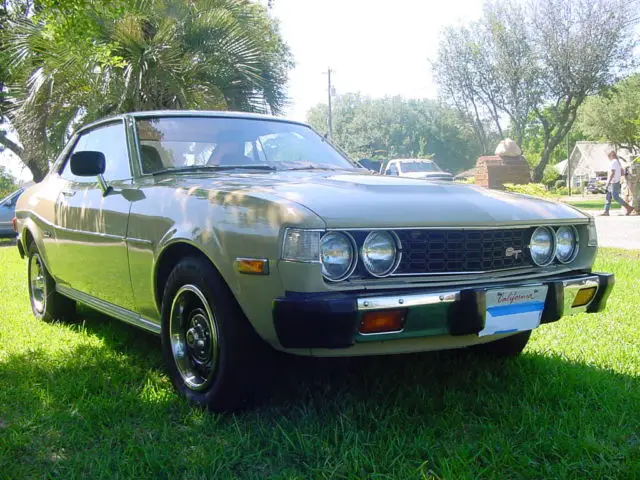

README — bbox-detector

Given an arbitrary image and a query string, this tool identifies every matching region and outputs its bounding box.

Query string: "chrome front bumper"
[273,272,615,349]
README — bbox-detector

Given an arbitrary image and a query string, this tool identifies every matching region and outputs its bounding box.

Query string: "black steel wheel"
[160,256,271,411]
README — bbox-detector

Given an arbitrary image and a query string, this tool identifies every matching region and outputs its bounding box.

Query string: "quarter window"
[61,122,131,182]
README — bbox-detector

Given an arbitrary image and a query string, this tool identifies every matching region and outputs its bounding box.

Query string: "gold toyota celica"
[15,111,614,411]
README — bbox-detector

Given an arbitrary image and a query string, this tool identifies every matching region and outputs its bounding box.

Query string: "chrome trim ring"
[555,225,579,264]
[320,231,358,282]
[29,253,46,315]
[169,284,219,391]
[529,226,556,266]
[360,231,402,278]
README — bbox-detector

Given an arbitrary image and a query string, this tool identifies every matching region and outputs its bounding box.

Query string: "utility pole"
[326,67,333,140]
[567,132,571,196]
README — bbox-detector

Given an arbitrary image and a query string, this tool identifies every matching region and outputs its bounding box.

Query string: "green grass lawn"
[564,199,620,210]
[1,242,638,479]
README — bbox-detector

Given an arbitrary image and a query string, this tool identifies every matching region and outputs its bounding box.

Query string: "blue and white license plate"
[479,286,548,337]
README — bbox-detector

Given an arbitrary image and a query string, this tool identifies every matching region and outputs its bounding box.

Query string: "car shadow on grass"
[1,309,638,478]
[0,237,17,248]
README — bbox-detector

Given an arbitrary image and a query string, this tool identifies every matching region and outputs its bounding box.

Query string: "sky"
[269,0,484,121]
[1,0,485,182]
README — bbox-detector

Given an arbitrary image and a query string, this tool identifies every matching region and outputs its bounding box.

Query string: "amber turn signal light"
[572,286,597,308]
[235,258,269,275]
[360,309,405,334]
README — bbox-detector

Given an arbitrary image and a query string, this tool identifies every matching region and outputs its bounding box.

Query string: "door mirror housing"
[70,151,105,177]
[70,151,111,195]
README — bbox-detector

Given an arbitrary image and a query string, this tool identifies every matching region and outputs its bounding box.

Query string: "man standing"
[628,160,640,215]
[600,151,634,216]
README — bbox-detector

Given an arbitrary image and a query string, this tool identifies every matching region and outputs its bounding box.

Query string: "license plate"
[479,286,548,337]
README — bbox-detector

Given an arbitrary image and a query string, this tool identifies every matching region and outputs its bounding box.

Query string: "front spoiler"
[273,272,615,349]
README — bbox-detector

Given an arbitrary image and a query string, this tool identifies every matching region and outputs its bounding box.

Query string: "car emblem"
[505,247,522,259]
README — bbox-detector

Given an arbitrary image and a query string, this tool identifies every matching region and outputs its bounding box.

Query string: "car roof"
[77,110,311,134]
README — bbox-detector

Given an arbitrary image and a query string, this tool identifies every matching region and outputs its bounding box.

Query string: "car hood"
[160,170,587,229]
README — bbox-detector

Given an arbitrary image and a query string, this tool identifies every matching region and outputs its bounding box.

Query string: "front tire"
[27,242,75,322]
[472,330,532,357]
[160,256,270,412]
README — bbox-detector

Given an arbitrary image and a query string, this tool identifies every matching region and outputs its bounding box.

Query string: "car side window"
[387,164,399,176]
[60,122,131,183]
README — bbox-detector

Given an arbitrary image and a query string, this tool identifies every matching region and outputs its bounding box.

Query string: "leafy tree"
[576,74,640,151]
[0,165,17,198]
[307,94,483,173]
[1,0,293,181]
[433,0,637,182]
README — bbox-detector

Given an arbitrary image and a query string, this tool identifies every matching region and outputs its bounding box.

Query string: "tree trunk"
[533,147,553,182]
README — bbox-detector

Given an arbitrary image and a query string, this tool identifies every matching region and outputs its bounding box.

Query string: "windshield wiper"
[152,165,276,175]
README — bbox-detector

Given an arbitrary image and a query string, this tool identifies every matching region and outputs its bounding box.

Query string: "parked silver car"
[15,111,615,411]
[0,188,22,237]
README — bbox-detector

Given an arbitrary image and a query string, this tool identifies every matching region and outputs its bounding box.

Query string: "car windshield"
[400,161,441,173]
[135,116,358,174]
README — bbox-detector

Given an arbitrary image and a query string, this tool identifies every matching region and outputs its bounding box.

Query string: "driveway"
[587,211,640,250]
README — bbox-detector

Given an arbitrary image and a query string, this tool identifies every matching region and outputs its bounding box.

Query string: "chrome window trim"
[58,119,134,183]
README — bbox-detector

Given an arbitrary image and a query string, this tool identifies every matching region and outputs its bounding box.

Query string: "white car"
[383,158,453,181]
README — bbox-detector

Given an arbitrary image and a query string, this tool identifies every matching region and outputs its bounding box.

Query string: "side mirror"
[70,151,105,176]
[70,151,111,195]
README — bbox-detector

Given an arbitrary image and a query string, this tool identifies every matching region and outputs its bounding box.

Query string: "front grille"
[394,228,532,275]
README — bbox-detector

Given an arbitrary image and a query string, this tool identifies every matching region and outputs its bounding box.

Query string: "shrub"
[456,177,475,184]
[542,164,561,188]
[503,183,551,198]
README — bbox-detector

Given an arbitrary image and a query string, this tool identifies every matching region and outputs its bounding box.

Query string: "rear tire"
[472,330,532,357]
[27,241,76,322]
[160,256,270,412]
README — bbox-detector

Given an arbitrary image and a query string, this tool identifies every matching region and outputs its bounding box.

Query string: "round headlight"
[320,232,356,281]
[529,226,555,266]
[361,231,400,277]
[555,226,578,263]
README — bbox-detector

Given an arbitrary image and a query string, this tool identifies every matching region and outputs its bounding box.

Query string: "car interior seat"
[140,144,164,173]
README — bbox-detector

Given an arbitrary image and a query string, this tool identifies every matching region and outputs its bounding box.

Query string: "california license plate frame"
[479,285,548,337]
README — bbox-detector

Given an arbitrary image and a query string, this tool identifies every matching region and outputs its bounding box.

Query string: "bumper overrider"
[273,272,615,349]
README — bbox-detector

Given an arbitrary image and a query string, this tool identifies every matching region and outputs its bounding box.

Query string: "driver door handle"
[61,189,76,197]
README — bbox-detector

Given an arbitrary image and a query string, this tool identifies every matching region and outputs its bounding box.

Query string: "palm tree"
[3,0,292,181]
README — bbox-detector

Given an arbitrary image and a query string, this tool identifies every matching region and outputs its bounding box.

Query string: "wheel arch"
[153,240,235,315]
[20,224,50,271]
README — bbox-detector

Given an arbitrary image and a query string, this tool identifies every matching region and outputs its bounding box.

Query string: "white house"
[559,142,638,188]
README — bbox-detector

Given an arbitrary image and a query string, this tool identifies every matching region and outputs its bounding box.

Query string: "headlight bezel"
[360,230,401,278]
[555,225,579,264]
[319,231,358,282]
[529,226,556,267]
